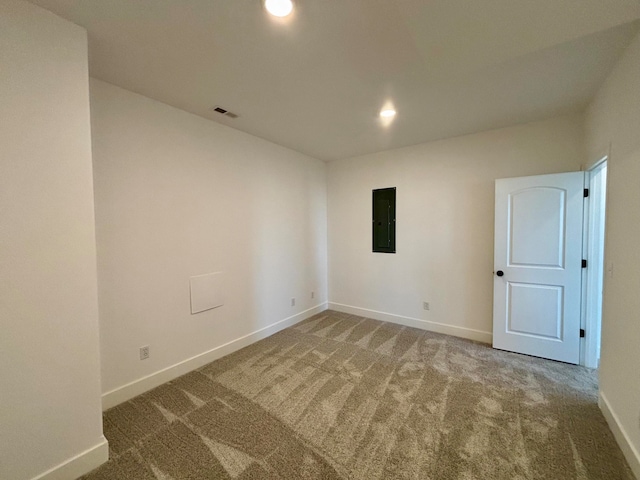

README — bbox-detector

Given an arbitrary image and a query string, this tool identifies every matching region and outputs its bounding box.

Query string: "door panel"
[493,172,584,364]
[508,283,563,339]
[509,187,565,267]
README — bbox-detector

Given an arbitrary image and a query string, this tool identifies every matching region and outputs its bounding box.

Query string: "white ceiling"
[29,0,640,161]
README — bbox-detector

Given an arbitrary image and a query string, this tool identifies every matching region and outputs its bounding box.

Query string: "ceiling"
[29,0,640,161]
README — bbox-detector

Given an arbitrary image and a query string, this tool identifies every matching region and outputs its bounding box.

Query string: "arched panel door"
[493,172,585,364]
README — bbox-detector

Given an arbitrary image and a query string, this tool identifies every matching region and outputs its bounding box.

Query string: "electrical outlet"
[291,297,296,307]
[140,345,150,360]
[311,291,315,299]
[423,301,430,311]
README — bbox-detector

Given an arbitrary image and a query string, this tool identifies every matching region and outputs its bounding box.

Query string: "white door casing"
[584,160,607,368]
[493,172,585,364]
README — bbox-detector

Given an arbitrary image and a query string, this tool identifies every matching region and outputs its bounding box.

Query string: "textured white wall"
[0,1,106,479]
[90,79,328,400]
[328,115,584,340]
[585,31,640,476]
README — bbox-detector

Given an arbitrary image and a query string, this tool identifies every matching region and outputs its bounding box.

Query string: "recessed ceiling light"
[265,0,293,17]
[380,108,397,118]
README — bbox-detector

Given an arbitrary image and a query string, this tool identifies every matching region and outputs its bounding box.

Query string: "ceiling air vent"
[211,106,239,118]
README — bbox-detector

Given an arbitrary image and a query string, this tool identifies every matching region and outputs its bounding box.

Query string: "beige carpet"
[82,310,634,479]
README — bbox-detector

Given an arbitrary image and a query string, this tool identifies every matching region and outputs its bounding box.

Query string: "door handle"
[496,270,504,277]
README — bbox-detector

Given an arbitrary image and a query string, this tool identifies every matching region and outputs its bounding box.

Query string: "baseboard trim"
[328,302,492,344]
[599,390,640,479]
[31,437,108,480]
[101,303,328,410]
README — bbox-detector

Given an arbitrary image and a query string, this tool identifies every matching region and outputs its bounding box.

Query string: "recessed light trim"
[265,0,293,17]
[380,109,397,118]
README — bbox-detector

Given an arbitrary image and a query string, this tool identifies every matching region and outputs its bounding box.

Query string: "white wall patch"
[190,272,224,314]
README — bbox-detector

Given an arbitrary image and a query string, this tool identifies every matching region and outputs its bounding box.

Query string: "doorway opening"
[582,158,608,369]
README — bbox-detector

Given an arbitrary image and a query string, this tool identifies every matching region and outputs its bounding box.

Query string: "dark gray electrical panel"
[372,187,396,253]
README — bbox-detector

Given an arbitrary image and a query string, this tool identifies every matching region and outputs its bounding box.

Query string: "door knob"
[496,270,504,277]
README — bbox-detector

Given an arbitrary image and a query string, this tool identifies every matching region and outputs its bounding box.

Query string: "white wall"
[0,1,107,479]
[328,115,585,342]
[585,31,640,477]
[90,80,328,406]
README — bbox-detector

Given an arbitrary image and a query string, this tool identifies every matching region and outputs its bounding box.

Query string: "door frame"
[581,156,608,368]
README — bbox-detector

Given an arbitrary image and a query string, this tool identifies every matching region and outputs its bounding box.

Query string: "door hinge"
[580,329,585,338]
[582,259,587,268]
[584,188,589,198]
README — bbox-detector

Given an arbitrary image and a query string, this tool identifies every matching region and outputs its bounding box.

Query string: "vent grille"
[211,105,239,118]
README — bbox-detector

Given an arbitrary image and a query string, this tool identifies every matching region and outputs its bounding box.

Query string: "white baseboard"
[328,302,492,344]
[31,437,108,480]
[599,391,640,479]
[102,303,328,410]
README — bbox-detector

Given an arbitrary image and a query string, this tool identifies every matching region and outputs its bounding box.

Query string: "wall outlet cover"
[140,345,150,360]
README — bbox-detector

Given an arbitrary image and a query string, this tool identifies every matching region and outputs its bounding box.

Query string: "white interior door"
[493,172,585,364]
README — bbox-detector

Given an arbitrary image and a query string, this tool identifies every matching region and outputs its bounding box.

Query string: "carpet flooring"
[82,310,634,479]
